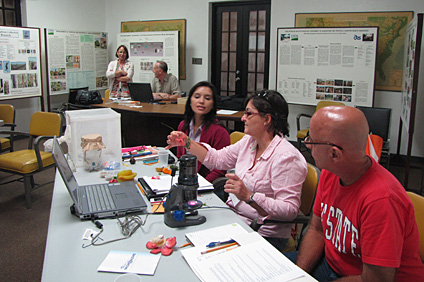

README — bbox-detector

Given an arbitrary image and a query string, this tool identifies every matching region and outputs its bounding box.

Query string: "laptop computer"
[128,82,161,102]
[51,136,147,220]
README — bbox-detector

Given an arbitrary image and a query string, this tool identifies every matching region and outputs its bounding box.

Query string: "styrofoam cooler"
[65,108,121,168]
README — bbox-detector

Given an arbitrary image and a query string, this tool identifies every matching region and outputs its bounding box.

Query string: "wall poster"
[276,27,378,107]
[295,12,413,92]
[118,31,179,84]
[121,19,186,80]
[45,29,108,95]
[0,26,42,101]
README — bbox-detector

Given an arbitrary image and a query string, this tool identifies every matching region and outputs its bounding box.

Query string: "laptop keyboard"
[85,184,116,212]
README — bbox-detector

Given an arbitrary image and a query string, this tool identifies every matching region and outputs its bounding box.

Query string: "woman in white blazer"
[106,45,134,98]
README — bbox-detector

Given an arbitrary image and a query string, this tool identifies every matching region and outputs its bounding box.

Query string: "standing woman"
[166,90,307,251]
[106,45,134,98]
[177,81,230,183]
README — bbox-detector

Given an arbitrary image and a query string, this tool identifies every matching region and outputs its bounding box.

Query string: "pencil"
[179,242,192,248]
[201,242,238,254]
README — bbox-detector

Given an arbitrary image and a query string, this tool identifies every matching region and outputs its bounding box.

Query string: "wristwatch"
[246,193,255,204]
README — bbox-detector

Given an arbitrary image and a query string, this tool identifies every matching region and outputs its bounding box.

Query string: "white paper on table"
[97,250,160,275]
[181,233,309,282]
[217,109,238,115]
[143,174,213,192]
[185,222,248,247]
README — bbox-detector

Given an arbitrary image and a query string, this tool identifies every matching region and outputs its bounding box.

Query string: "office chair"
[356,106,391,167]
[0,111,62,208]
[250,163,320,252]
[296,101,344,149]
[212,131,245,202]
[406,191,424,262]
[0,104,16,152]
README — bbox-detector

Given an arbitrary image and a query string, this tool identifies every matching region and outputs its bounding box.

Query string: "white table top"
[41,157,315,281]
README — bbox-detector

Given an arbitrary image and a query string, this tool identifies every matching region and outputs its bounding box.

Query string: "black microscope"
[164,155,206,227]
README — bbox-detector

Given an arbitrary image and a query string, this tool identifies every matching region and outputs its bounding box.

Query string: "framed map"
[121,19,186,80]
[296,12,414,92]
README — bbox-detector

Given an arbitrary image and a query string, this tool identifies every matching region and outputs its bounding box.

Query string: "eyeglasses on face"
[243,110,261,118]
[304,136,343,150]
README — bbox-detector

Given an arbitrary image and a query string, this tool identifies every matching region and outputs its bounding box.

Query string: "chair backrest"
[406,191,424,262]
[30,112,62,137]
[356,106,391,142]
[105,89,110,100]
[299,163,320,216]
[230,131,245,145]
[316,101,345,111]
[0,104,15,124]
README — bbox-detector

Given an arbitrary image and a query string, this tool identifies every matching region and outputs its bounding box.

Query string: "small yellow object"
[155,167,163,172]
[117,170,137,181]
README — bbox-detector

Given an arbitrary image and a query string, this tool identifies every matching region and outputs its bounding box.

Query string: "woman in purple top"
[166,90,307,251]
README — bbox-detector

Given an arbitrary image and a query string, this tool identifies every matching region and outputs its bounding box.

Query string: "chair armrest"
[34,135,56,170]
[0,130,30,138]
[296,113,312,132]
[249,214,312,232]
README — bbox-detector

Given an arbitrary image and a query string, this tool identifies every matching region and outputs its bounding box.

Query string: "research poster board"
[0,26,42,101]
[117,31,179,83]
[276,27,378,107]
[45,29,108,95]
[400,14,422,133]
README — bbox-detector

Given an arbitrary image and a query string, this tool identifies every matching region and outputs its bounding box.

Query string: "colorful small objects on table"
[146,235,177,256]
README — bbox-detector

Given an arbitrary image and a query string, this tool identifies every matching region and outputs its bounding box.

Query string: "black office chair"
[356,106,391,167]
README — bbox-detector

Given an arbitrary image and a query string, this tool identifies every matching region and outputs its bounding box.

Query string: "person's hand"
[165,131,187,150]
[224,173,251,202]
[116,70,127,77]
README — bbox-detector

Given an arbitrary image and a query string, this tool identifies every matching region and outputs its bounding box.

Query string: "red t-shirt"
[313,159,424,280]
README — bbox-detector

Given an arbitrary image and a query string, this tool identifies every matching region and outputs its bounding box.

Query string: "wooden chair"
[0,111,62,208]
[0,104,16,152]
[296,101,344,149]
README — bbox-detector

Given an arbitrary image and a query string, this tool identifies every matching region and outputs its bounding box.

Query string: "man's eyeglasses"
[243,110,261,118]
[304,136,343,150]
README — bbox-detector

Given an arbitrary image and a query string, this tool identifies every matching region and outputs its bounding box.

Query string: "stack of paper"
[181,232,311,282]
[97,250,160,275]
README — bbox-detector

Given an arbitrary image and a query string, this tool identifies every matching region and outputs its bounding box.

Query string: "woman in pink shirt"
[166,90,307,251]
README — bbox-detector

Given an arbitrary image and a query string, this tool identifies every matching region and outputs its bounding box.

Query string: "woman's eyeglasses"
[304,136,343,150]
[243,110,261,118]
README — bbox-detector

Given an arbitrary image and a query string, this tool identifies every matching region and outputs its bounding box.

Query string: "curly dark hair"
[182,81,221,131]
[244,89,289,137]
[115,45,129,60]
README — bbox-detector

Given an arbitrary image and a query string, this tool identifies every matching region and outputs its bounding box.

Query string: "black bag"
[75,90,103,105]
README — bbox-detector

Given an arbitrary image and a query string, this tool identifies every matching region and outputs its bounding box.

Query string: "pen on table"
[206,239,235,248]
[201,242,238,254]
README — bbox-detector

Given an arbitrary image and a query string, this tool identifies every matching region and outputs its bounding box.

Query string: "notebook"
[128,82,160,102]
[51,136,148,220]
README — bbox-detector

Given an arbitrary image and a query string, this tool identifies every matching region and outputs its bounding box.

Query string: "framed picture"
[295,11,414,92]
[121,19,186,80]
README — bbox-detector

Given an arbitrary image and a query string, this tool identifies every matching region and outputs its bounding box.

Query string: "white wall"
[17,0,424,157]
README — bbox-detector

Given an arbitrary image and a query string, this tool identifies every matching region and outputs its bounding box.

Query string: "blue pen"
[206,239,235,248]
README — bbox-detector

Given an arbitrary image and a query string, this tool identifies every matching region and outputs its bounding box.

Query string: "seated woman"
[166,90,307,251]
[106,45,134,98]
[177,81,230,183]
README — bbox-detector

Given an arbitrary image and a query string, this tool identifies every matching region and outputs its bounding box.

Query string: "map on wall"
[296,12,413,92]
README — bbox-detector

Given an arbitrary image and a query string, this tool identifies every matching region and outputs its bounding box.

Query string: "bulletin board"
[118,31,179,84]
[276,27,378,107]
[45,29,109,95]
[0,26,43,101]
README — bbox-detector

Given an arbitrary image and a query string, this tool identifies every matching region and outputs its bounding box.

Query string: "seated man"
[287,106,424,281]
[151,61,181,100]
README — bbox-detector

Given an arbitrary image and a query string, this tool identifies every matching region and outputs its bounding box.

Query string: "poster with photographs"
[45,29,108,95]
[0,27,42,100]
[400,14,422,133]
[276,27,378,107]
[118,31,179,83]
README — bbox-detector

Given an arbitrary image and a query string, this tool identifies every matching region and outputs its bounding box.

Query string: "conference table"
[41,152,315,282]
[92,100,244,147]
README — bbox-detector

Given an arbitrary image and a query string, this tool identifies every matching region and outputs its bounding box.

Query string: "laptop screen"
[128,82,154,102]
[52,136,81,210]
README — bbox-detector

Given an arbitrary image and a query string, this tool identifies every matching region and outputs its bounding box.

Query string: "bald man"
[287,106,424,281]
